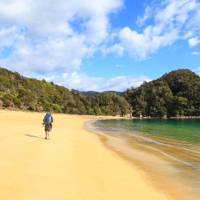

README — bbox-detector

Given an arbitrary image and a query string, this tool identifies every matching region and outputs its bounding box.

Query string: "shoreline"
[3,107,200,120]
[87,119,200,200]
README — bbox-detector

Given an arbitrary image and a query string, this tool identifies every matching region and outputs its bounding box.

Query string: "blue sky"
[0,0,200,91]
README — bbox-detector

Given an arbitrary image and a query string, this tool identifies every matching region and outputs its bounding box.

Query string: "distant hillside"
[73,90,100,97]
[75,90,123,97]
[124,69,200,118]
[0,67,131,116]
[1,67,199,118]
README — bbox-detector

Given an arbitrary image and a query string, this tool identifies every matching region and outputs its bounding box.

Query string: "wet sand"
[88,121,200,200]
[0,110,168,200]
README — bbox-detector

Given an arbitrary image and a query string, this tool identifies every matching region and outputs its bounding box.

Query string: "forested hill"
[124,69,200,118]
[0,67,131,116]
[1,67,200,118]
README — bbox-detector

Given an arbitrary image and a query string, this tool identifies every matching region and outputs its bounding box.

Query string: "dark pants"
[45,123,52,132]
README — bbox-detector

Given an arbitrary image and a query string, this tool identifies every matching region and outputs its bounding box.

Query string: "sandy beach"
[0,110,168,200]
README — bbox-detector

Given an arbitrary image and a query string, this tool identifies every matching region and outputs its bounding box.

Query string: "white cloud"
[1,34,90,74]
[0,0,123,74]
[102,44,124,56]
[136,6,152,27]
[188,37,200,47]
[118,26,179,59]
[105,0,200,59]
[192,51,200,56]
[36,72,150,92]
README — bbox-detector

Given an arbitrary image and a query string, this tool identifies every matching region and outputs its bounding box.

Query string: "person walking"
[43,112,53,140]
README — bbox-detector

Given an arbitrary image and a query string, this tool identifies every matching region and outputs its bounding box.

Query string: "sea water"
[92,119,200,200]
[94,119,200,144]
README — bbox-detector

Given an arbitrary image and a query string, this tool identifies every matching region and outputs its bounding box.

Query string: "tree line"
[0,68,131,116]
[124,69,200,118]
[1,67,200,118]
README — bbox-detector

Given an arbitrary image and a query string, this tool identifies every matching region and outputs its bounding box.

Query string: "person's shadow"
[25,134,44,140]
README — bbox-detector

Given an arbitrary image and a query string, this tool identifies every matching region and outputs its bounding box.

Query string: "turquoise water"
[92,119,200,199]
[94,119,200,145]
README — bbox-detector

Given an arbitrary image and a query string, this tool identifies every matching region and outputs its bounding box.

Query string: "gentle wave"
[89,119,200,200]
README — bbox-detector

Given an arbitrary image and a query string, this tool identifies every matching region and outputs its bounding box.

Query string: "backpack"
[44,113,52,125]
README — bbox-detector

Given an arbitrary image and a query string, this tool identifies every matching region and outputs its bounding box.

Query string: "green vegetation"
[1,68,200,118]
[124,69,200,118]
[0,67,131,116]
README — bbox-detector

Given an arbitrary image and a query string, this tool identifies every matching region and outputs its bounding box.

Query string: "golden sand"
[0,110,168,200]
